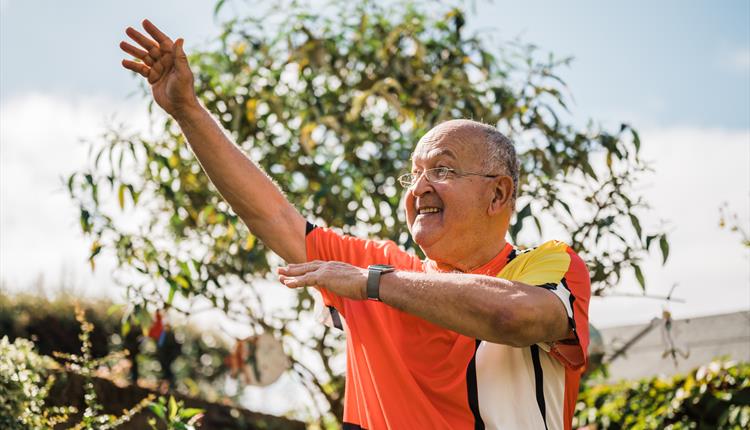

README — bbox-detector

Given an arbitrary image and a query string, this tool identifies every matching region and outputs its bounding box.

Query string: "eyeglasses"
[397,167,500,188]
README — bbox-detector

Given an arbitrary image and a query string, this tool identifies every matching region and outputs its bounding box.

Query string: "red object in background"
[148,310,164,340]
[225,339,245,377]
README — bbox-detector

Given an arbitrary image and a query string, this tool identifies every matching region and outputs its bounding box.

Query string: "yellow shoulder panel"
[497,240,571,285]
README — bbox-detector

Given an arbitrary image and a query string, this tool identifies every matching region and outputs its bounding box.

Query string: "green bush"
[0,292,230,401]
[0,336,75,429]
[575,360,750,429]
[0,308,192,430]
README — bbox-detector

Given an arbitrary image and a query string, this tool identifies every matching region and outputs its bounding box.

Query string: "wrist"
[377,270,399,304]
[365,265,395,302]
[172,96,203,123]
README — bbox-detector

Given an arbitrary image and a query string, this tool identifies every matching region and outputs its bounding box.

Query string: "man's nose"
[410,172,433,196]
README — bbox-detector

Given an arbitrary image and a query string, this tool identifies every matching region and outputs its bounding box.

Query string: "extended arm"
[277,261,571,346]
[380,271,570,346]
[120,20,306,263]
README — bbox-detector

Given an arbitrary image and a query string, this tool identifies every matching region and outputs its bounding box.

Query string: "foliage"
[148,395,204,430]
[574,360,750,429]
[0,297,308,428]
[0,307,153,430]
[54,306,155,430]
[0,292,231,402]
[0,336,76,429]
[719,202,750,248]
[66,0,669,423]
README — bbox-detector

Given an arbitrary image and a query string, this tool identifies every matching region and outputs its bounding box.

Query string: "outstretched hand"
[120,19,198,118]
[278,261,370,301]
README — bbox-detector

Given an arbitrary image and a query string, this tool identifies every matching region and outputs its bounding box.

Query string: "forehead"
[411,127,485,167]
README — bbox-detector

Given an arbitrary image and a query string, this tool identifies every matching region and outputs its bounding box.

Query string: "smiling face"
[404,120,512,270]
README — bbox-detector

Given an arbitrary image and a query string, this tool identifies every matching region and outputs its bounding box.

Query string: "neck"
[430,237,508,273]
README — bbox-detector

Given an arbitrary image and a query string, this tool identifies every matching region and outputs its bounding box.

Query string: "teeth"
[418,207,441,214]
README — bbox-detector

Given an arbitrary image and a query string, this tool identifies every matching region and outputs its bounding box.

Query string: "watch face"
[369,264,394,271]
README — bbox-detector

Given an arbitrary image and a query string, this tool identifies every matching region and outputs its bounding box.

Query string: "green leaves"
[633,264,645,290]
[629,213,642,241]
[0,337,77,429]
[659,234,670,264]
[575,360,750,429]
[148,395,203,429]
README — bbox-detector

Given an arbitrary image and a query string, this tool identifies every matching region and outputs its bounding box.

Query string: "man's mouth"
[417,207,442,215]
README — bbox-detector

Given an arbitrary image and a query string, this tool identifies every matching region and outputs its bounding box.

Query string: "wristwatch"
[366,264,395,301]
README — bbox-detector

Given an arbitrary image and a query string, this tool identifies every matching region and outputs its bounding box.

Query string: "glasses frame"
[397,167,500,188]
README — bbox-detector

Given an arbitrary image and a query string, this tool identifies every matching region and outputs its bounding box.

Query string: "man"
[120,20,590,430]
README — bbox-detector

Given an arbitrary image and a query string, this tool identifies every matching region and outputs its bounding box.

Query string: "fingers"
[277,261,324,276]
[122,21,182,84]
[125,26,158,51]
[279,273,316,288]
[122,59,150,78]
[119,41,153,66]
[159,40,176,74]
[143,19,173,44]
[278,261,326,288]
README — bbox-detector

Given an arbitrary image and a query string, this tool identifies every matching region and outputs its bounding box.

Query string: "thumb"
[174,38,188,66]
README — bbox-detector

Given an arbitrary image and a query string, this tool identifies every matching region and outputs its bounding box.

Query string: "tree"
[67,0,669,424]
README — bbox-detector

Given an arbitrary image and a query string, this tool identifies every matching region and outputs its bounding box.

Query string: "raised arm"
[120,20,306,263]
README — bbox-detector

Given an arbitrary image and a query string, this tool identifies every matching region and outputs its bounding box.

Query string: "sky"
[1,0,749,418]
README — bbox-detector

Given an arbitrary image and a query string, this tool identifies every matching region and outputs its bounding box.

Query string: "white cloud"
[0,92,151,297]
[590,127,750,327]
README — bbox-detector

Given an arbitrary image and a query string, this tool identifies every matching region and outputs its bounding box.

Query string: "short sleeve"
[546,247,590,371]
[305,223,421,314]
[498,241,591,370]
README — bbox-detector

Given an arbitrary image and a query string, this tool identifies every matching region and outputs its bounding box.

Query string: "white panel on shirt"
[475,342,566,430]
[475,280,574,430]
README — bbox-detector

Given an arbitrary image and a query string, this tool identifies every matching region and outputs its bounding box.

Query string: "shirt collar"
[424,242,515,276]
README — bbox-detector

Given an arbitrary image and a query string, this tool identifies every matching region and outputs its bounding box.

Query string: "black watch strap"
[367,265,395,301]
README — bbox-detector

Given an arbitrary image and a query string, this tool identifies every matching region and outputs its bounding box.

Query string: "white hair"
[481,125,519,202]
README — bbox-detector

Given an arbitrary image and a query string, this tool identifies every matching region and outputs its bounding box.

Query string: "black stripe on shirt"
[328,305,343,330]
[530,344,549,430]
[506,247,518,264]
[466,339,486,430]
[560,278,577,332]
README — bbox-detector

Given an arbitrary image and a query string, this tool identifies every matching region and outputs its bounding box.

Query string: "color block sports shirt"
[305,224,591,430]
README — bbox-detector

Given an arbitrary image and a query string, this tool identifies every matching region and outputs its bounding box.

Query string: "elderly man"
[121,20,590,430]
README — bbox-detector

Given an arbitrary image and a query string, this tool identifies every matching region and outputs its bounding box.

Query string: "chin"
[411,227,440,255]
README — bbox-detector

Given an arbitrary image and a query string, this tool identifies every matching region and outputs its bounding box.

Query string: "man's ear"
[488,176,513,215]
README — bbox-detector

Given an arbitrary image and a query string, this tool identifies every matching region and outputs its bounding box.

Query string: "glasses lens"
[398,173,414,188]
[427,167,450,182]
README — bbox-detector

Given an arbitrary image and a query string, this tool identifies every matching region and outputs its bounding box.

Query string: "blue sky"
[470,0,750,130]
[2,0,748,129]
[1,0,748,419]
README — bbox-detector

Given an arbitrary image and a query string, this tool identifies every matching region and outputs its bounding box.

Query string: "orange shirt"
[306,225,590,430]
